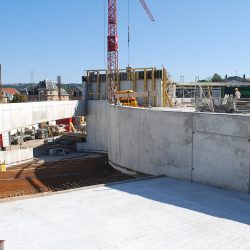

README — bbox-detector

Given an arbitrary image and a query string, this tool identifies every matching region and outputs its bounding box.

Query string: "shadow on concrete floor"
[106,177,250,225]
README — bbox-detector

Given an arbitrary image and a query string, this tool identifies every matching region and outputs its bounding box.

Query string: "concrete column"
[82,77,88,116]
[0,240,5,250]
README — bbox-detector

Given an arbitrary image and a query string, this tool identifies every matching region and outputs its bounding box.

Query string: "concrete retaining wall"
[76,101,108,152]
[78,101,250,194]
[192,113,250,193]
[0,100,85,133]
[108,107,193,180]
[0,148,33,165]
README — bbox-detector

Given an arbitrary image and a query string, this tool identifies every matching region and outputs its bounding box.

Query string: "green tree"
[211,73,223,82]
[12,93,28,103]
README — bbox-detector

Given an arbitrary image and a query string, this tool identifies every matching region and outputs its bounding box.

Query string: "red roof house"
[2,88,19,95]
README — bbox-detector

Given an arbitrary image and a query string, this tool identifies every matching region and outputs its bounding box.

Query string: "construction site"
[0,0,250,249]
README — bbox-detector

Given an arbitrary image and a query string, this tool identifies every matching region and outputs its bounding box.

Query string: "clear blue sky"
[1,0,250,84]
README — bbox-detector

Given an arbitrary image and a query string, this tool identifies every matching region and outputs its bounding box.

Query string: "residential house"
[67,85,84,100]
[1,88,19,102]
[21,79,69,101]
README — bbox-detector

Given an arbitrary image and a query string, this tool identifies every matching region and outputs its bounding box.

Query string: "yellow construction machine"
[116,90,138,107]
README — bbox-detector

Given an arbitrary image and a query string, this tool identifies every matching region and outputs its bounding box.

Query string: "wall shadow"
[74,100,86,117]
[106,177,250,225]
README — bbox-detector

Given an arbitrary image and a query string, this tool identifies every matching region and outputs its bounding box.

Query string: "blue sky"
[0,0,250,83]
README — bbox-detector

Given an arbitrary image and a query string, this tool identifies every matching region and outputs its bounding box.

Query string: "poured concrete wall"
[78,101,250,193]
[76,101,108,152]
[108,107,193,180]
[0,100,85,133]
[87,78,163,107]
[0,148,33,165]
[192,113,250,193]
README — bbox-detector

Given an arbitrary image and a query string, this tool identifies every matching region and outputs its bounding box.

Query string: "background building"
[21,79,69,101]
[67,85,83,100]
[1,88,19,102]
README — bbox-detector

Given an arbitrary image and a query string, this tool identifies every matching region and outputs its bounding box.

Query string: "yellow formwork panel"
[0,163,6,172]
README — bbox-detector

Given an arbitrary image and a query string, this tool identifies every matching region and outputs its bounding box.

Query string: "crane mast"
[107,0,118,101]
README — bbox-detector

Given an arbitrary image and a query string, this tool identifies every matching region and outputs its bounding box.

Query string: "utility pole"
[57,75,62,101]
[30,70,34,101]
[180,75,184,82]
[195,76,199,82]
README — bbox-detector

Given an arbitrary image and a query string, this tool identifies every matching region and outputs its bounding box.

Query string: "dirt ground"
[0,154,139,199]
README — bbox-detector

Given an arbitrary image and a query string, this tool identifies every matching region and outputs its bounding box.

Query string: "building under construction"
[84,67,173,108]
[0,0,250,248]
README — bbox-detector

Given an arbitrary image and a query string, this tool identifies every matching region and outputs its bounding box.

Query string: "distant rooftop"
[224,76,250,83]
[2,87,19,95]
[0,177,249,249]
[39,79,57,90]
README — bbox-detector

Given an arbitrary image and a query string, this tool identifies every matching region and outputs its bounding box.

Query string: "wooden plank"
[115,91,156,98]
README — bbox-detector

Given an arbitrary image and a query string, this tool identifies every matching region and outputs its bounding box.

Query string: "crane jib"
[139,0,155,21]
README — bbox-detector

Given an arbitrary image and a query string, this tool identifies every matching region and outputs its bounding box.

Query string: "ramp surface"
[0,177,250,249]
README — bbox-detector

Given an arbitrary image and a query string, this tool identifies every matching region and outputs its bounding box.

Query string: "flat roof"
[0,177,250,249]
[175,81,250,87]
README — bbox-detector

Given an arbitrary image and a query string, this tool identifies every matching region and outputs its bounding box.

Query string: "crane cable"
[103,0,106,69]
[128,0,130,67]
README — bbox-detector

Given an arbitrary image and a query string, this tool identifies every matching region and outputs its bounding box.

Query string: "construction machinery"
[107,0,155,101]
[36,129,48,139]
[47,125,66,137]
[116,90,138,107]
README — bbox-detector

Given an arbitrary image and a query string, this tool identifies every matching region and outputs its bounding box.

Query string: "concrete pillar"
[0,240,5,250]
[82,76,88,116]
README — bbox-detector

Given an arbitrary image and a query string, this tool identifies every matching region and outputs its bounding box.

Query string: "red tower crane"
[107,0,155,101]
[107,0,118,101]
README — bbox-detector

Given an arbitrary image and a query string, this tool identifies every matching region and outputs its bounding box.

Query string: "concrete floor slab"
[0,177,250,250]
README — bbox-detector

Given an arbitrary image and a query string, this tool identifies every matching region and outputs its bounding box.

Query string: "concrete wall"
[78,101,250,194]
[0,148,33,165]
[87,79,163,107]
[108,107,193,180]
[76,101,109,152]
[192,113,250,193]
[0,100,85,133]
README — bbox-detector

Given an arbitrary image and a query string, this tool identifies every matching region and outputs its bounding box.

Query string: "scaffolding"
[84,66,172,108]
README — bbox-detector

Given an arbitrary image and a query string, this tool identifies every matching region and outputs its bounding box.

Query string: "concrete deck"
[0,177,250,249]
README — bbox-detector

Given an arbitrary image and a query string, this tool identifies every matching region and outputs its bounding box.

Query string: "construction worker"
[235,88,241,99]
